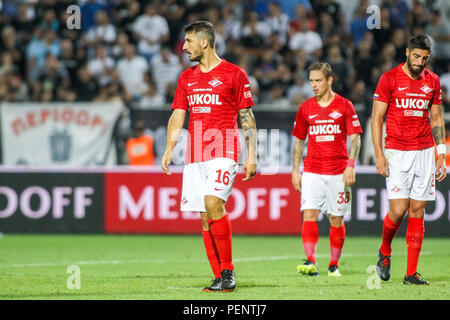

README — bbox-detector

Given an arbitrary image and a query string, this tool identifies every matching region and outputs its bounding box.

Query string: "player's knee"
[204,196,226,219]
[329,215,344,227]
[200,212,210,231]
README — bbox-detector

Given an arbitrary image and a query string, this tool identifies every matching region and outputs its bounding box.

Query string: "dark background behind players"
[0,0,449,164]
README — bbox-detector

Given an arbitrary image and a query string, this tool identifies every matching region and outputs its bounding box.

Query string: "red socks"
[302,221,319,263]
[406,217,424,277]
[380,213,401,256]
[210,214,234,271]
[202,230,221,279]
[329,225,346,267]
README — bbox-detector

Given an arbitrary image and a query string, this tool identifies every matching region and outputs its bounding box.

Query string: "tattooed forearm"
[239,108,257,159]
[432,126,444,145]
[292,138,305,172]
[349,134,361,160]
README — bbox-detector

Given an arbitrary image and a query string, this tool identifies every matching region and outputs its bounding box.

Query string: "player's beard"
[189,51,203,62]
[406,56,425,77]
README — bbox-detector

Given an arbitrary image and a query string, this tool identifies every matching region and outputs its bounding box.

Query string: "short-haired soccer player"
[372,35,446,285]
[292,62,363,277]
[162,21,257,292]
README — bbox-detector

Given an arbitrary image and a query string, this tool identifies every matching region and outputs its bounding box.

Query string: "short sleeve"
[233,68,254,110]
[292,104,307,140]
[432,76,442,105]
[171,73,188,110]
[345,100,363,135]
[373,72,393,103]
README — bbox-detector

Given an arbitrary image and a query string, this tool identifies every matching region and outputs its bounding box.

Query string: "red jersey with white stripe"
[292,93,363,175]
[172,59,254,164]
[373,63,442,151]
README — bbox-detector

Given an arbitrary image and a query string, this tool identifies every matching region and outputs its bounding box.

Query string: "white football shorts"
[385,147,435,201]
[300,172,351,217]
[180,157,238,212]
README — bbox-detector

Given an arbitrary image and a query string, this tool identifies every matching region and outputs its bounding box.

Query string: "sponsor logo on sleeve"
[352,120,361,127]
[244,91,252,98]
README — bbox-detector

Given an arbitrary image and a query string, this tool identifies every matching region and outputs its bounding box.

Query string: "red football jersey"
[292,93,363,175]
[373,63,442,150]
[171,59,254,164]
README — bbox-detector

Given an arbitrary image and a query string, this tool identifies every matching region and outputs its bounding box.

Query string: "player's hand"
[343,167,356,186]
[375,155,389,177]
[161,150,172,175]
[291,171,302,192]
[242,159,257,181]
[436,155,447,182]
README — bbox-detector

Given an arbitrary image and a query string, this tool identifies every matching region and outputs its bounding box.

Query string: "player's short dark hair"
[308,62,333,79]
[408,35,432,52]
[183,21,216,49]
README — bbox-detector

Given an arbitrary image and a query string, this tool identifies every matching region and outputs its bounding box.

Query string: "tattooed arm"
[291,138,305,192]
[239,107,257,181]
[430,103,447,182]
[343,133,361,186]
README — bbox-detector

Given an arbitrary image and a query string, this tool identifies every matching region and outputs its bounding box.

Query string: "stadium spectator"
[280,0,312,20]
[94,78,130,104]
[84,9,117,48]
[32,53,69,102]
[327,44,353,96]
[289,3,316,33]
[74,65,100,102]
[117,43,149,101]
[59,38,78,85]
[391,28,407,64]
[287,71,314,106]
[150,46,182,98]
[289,19,323,57]
[410,0,428,30]
[80,0,110,31]
[133,3,170,63]
[39,8,59,33]
[126,120,155,166]
[312,0,346,33]
[26,27,60,80]
[113,0,141,40]
[264,1,290,45]
[139,74,166,109]
[87,45,115,87]
[426,9,450,75]
[350,1,370,47]
[382,0,410,29]
[11,2,36,45]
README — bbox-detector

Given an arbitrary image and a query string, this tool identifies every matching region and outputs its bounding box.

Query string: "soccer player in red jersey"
[292,63,362,277]
[161,21,257,292]
[372,35,446,285]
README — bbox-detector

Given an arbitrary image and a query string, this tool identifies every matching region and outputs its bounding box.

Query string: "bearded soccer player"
[372,35,446,285]
[161,21,257,292]
[292,63,362,277]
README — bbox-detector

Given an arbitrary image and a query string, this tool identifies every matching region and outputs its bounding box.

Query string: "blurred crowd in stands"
[0,0,449,128]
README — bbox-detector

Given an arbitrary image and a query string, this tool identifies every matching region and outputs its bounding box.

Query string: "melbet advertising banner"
[104,170,301,234]
[0,172,104,232]
[1,168,450,235]
[0,102,123,166]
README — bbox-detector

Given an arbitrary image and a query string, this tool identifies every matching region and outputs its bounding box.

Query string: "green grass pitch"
[0,234,449,300]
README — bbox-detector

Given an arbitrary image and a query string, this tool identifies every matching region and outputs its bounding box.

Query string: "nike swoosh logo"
[188,82,198,87]
[398,87,408,91]
[215,188,225,191]
[309,114,318,119]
